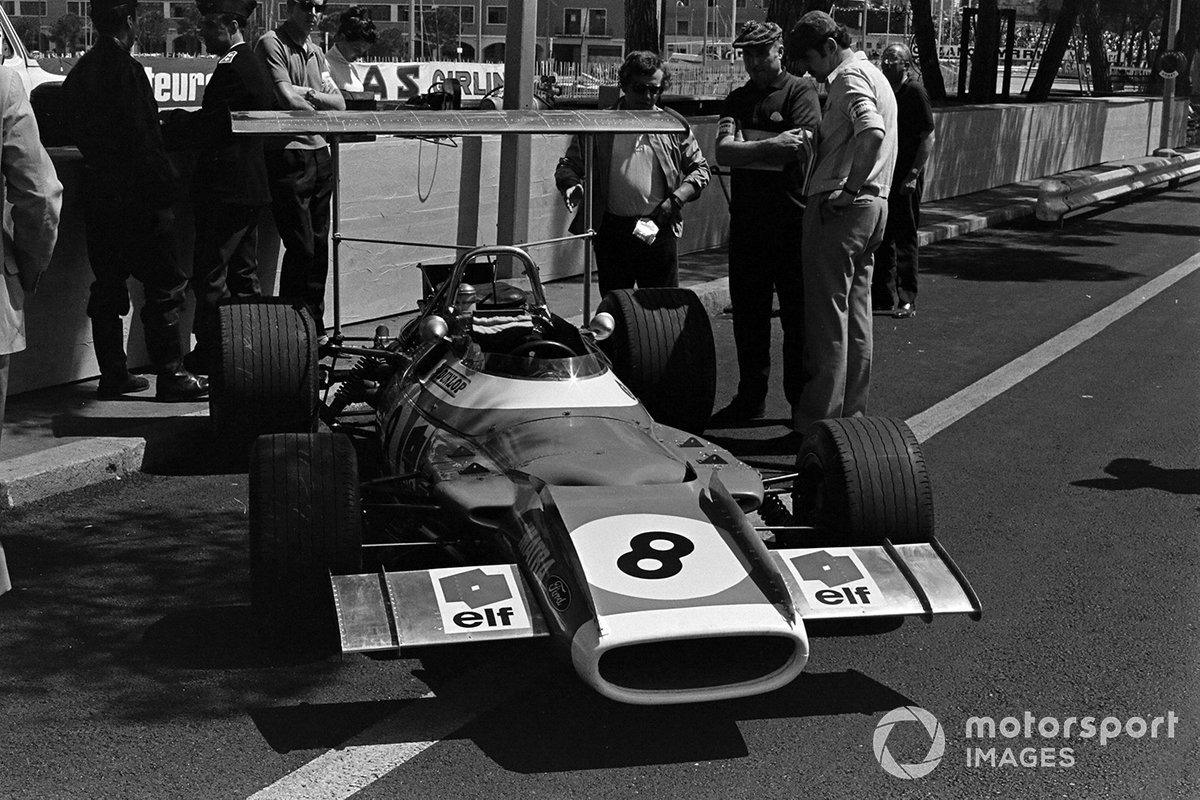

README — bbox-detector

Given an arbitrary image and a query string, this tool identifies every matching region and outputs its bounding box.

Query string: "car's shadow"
[241,635,913,770]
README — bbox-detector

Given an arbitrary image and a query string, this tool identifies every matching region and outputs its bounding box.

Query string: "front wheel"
[249,432,363,645]
[792,417,934,545]
[212,301,321,444]
[598,287,716,434]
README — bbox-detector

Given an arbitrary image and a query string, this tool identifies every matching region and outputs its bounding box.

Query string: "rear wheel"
[792,417,934,545]
[598,288,716,434]
[249,432,362,646]
[212,301,320,444]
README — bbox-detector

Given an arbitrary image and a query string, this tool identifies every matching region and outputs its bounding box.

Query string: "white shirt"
[326,44,364,94]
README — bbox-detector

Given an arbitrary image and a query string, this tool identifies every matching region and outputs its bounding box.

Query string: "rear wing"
[230,109,689,138]
[773,540,982,622]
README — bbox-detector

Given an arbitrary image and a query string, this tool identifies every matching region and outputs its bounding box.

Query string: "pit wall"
[9,95,1186,395]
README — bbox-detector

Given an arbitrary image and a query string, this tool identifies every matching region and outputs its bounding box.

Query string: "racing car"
[213,243,981,705]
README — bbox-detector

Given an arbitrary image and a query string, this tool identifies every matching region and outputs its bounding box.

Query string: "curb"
[0,436,146,510]
[0,410,209,510]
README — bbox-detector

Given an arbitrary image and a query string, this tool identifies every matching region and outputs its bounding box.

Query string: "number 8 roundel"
[571,514,748,601]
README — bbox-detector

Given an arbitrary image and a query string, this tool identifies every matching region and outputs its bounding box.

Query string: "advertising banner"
[131,57,506,109]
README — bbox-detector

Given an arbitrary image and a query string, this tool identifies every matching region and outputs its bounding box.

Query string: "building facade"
[7,0,769,61]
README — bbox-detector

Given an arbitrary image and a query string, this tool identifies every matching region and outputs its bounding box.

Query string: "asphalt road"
[1,183,1198,800]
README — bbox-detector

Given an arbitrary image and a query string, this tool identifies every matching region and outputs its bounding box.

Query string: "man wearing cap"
[872,43,934,320]
[255,0,345,337]
[61,0,209,401]
[788,11,897,431]
[711,20,821,427]
[161,0,275,375]
[555,51,710,295]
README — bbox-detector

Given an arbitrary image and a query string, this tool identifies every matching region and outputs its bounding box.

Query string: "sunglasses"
[630,82,663,95]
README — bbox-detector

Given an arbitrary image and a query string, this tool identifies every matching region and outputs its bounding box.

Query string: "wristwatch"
[668,194,683,210]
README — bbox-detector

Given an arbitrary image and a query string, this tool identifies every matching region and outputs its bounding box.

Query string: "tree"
[625,0,658,53]
[1027,0,1085,101]
[11,17,42,53]
[367,27,406,59]
[136,8,168,54]
[909,0,946,99]
[416,6,462,59]
[1079,0,1112,94]
[51,13,83,56]
[967,0,1000,101]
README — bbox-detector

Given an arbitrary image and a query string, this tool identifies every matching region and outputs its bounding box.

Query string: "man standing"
[555,51,710,296]
[873,43,935,319]
[162,0,276,375]
[0,65,62,451]
[61,0,209,401]
[789,11,896,431]
[255,0,345,336]
[711,21,821,426]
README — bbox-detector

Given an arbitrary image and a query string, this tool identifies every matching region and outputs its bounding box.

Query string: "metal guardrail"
[1036,146,1200,222]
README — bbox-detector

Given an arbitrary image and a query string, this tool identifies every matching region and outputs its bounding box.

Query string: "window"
[563,8,581,35]
[67,0,86,14]
[675,19,689,36]
[18,1,46,14]
[586,8,605,36]
[486,5,505,25]
[168,2,189,18]
[457,5,473,25]
[736,0,748,6]
[1,1,16,12]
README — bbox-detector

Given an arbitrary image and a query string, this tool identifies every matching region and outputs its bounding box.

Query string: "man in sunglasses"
[555,50,710,296]
[711,20,821,428]
[255,0,345,339]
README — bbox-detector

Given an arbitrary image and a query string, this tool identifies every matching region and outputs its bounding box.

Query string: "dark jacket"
[161,42,277,206]
[60,36,178,207]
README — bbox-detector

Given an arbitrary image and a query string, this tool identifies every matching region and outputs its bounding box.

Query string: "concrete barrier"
[1035,146,1200,221]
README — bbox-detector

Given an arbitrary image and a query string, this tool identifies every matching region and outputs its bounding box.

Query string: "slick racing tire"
[249,432,363,647]
[211,301,320,443]
[792,417,934,545]
[598,288,716,434]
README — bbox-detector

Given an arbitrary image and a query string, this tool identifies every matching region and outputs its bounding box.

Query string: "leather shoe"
[893,303,916,319]
[182,348,212,376]
[710,395,767,426]
[156,370,209,402]
[97,372,151,398]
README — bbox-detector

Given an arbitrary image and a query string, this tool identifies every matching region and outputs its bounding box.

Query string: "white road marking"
[906,253,1200,442]
[246,254,1199,798]
[246,657,538,800]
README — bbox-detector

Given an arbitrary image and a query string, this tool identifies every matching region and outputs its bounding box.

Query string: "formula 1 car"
[215,244,981,705]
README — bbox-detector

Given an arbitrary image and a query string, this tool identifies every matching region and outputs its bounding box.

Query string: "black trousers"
[266,147,333,330]
[83,184,189,373]
[728,209,804,406]
[593,213,679,298]
[191,199,263,355]
[874,180,922,308]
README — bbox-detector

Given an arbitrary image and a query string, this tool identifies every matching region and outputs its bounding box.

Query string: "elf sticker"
[429,566,532,634]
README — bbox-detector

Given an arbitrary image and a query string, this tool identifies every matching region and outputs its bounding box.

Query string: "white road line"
[906,253,1200,442]
[247,657,538,800]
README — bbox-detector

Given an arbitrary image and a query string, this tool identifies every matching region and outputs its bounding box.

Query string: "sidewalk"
[0,179,1045,509]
